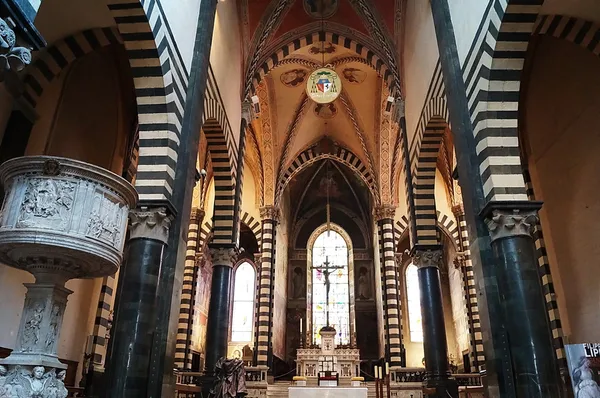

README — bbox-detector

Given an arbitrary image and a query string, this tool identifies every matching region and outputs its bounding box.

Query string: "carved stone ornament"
[373,205,395,221]
[485,208,538,242]
[242,100,254,122]
[0,365,68,398]
[254,253,262,264]
[0,156,137,393]
[259,206,279,221]
[453,251,466,269]
[209,247,237,267]
[0,18,32,77]
[412,249,443,269]
[393,98,405,122]
[129,207,173,244]
[190,208,205,224]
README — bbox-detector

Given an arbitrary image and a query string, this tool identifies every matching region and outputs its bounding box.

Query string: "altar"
[296,326,361,381]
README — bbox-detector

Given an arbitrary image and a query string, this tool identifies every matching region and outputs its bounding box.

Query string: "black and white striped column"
[254,206,278,368]
[175,208,205,370]
[375,206,404,368]
[452,204,485,373]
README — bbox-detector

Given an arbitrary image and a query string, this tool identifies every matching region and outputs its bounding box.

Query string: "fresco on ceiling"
[281,68,308,87]
[342,68,367,84]
[314,102,337,119]
[309,42,336,55]
[304,0,338,19]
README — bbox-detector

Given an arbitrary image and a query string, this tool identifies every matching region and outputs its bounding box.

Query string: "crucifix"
[312,255,344,327]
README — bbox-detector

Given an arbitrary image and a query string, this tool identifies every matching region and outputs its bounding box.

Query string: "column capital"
[254,253,262,264]
[209,246,237,267]
[411,245,443,269]
[452,203,465,218]
[393,98,405,122]
[128,206,174,244]
[260,206,279,221]
[190,207,205,223]
[373,205,396,221]
[480,201,542,242]
[453,251,467,269]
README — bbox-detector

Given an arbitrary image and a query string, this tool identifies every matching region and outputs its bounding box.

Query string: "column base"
[0,364,68,398]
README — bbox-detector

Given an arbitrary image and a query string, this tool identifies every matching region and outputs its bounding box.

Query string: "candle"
[300,317,303,335]
[374,365,378,379]
[386,362,389,376]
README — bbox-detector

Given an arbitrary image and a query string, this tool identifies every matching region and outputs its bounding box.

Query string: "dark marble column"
[204,246,237,374]
[412,246,458,398]
[104,207,173,398]
[482,202,561,397]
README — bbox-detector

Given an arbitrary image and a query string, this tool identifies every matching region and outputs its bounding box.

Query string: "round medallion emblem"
[303,0,338,19]
[306,68,342,104]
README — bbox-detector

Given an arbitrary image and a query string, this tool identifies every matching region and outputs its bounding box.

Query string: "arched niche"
[306,223,356,347]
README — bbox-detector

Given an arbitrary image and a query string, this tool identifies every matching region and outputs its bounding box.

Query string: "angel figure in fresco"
[573,357,600,398]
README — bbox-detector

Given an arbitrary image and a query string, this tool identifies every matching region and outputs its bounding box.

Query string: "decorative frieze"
[0,365,68,398]
[412,248,443,269]
[129,207,173,244]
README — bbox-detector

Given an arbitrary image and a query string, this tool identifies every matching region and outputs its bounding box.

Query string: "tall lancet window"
[406,263,423,342]
[231,261,256,342]
[311,229,350,345]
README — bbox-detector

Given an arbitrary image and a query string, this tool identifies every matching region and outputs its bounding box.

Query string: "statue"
[292,267,305,299]
[210,357,247,398]
[357,267,370,299]
[21,303,45,351]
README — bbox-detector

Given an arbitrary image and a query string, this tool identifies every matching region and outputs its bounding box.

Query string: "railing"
[455,373,483,387]
[175,371,203,398]
[390,369,483,387]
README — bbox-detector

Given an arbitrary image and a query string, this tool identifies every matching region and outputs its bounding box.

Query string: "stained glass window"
[312,230,350,345]
[406,263,423,343]
[231,262,256,342]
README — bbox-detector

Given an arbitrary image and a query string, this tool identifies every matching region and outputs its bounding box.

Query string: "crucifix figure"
[312,255,344,327]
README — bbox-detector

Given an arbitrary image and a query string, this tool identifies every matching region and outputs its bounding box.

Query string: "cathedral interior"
[0,0,599,397]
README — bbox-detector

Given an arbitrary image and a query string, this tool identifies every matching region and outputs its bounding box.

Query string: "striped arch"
[410,98,449,170]
[203,119,236,246]
[249,31,395,94]
[275,144,378,206]
[394,211,460,250]
[535,15,600,56]
[199,211,262,249]
[412,116,448,246]
[21,27,123,107]
[468,0,543,203]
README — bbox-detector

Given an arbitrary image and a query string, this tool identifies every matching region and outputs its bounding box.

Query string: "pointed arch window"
[311,230,350,345]
[231,261,256,342]
[406,263,423,343]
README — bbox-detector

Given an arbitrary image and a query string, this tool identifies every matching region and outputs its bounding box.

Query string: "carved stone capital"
[254,253,262,264]
[260,206,279,221]
[195,253,206,268]
[374,205,395,221]
[190,207,205,224]
[128,207,173,244]
[452,204,465,218]
[411,248,443,269]
[209,247,237,267]
[482,203,541,242]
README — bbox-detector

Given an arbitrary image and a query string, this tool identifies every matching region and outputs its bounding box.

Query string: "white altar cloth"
[289,387,367,398]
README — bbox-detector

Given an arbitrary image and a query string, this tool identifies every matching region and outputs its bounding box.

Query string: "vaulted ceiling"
[241,0,409,208]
